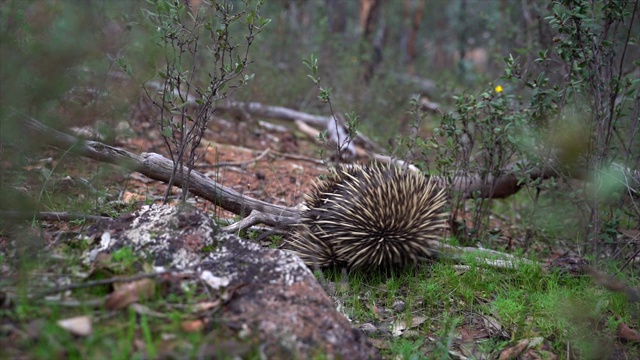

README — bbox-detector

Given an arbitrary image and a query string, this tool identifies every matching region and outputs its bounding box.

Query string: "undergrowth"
[319,259,639,359]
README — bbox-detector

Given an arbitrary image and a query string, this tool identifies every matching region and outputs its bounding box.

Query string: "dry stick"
[222,209,300,233]
[196,148,271,169]
[270,150,326,165]
[21,115,299,220]
[1,211,110,222]
[435,242,539,269]
[15,115,582,230]
[33,271,184,299]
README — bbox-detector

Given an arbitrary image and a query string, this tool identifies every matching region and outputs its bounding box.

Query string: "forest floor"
[1,110,639,359]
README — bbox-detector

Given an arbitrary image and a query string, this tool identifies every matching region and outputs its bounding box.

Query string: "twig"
[1,211,110,222]
[33,271,185,299]
[270,150,326,165]
[222,209,299,233]
[195,148,271,169]
[586,266,640,302]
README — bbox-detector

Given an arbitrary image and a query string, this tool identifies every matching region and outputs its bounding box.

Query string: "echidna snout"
[289,162,449,269]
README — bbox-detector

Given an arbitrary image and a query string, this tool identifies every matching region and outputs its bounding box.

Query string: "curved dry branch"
[21,115,300,220]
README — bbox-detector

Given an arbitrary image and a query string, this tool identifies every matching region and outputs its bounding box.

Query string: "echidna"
[289,162,449,269]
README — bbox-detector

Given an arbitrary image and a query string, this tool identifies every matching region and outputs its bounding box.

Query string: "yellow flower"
[495,85,503,93]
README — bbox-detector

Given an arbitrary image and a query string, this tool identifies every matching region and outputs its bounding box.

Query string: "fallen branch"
[1,211,110,222]
[217,100,386,153]
[437,243,538,269]
[222,209,300,233]
[16,114,616,223]
[21,115,299,219]
[33,270,182,299]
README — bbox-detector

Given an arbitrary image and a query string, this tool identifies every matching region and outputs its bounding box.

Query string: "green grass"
[319,257,639,359]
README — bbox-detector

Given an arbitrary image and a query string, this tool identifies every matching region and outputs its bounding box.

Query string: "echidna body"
[289,162,449,269]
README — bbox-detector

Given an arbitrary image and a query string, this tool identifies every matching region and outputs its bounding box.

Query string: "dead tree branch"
[21,115,299,220]
[1,211,110,222]
[217,100,386,153]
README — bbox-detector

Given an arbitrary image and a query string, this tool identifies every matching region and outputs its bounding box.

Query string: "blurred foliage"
[0,1,142,131]
[425,0,639,253]
[1,1,132,216]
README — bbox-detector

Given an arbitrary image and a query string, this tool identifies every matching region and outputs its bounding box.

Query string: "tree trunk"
[359,0,384,83]
[404,0,425,75]
[325,0,346,34]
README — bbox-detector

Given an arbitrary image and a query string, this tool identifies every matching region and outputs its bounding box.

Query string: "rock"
[83,204,380,359]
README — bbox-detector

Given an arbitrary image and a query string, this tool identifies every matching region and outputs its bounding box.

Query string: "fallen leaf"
[619,322,640,342]
[482,314,503,335]
[367,303,387,321]
[391,320,407,337]
[360,323,378,335]
[462,325,489,340]
[498,337,543,360]
[181,319,205,332]
[57,316,92,337]
[391,316,426,336]
[105,278,155,310]
[459,340,491,360]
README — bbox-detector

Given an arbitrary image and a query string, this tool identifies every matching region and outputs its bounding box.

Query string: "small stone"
[361,323,378,335]
[392,300,405,312]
